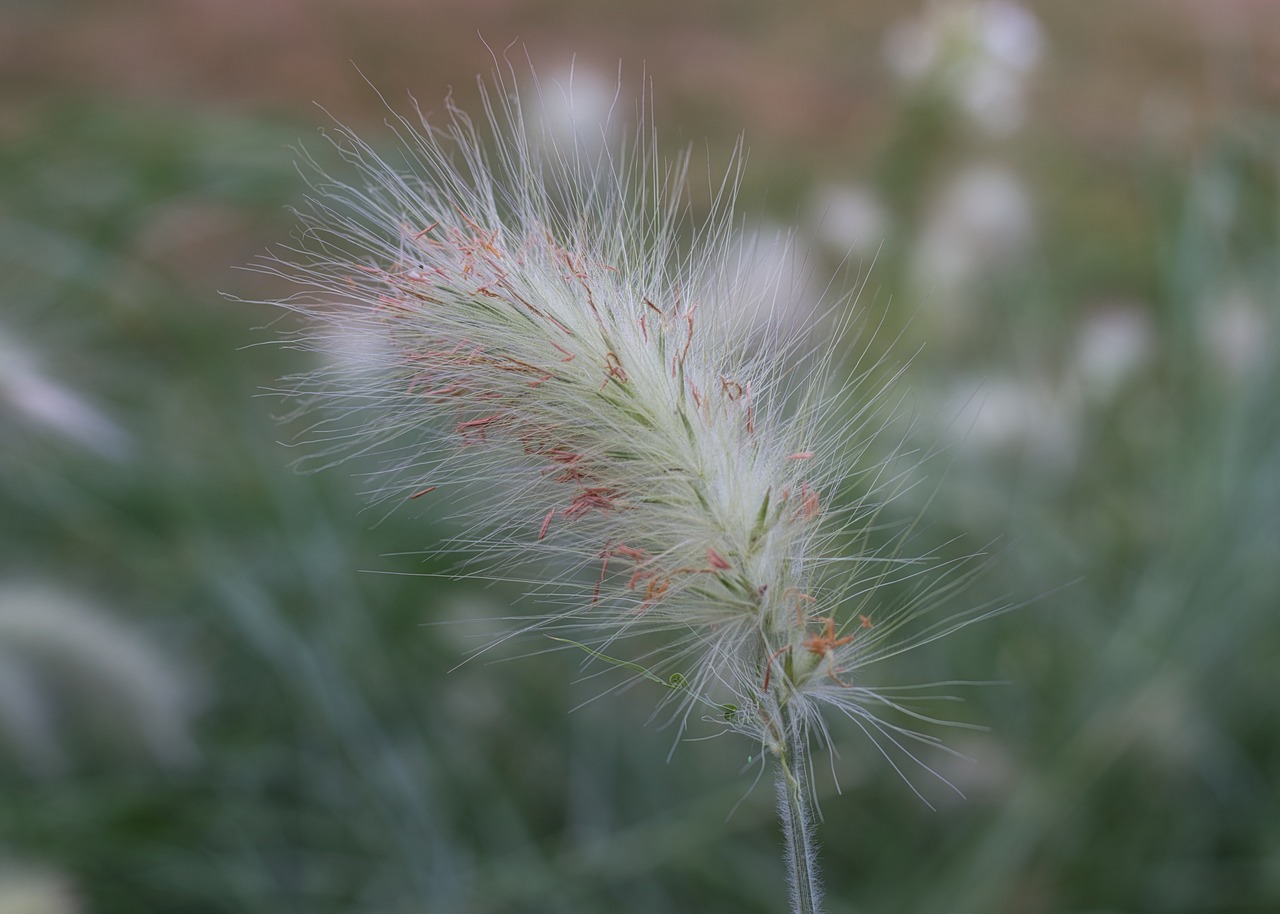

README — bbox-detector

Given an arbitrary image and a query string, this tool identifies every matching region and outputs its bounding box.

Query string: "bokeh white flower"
[0,865,78,914]
[1199,287,1271,382]
[944,374,1077,473]
[0,583,198,775]
[884,0,1045,136]
[806,183,889,258]
[912,163,1035,328]
[1073,304,1155,399]
[0,326,131,461]
[522,62,619,160]
[719,221,825,335]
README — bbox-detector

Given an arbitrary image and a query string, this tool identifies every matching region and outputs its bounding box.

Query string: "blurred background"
[2,1,1278,911]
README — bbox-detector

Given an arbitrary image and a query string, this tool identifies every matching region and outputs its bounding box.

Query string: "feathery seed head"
[261,69,985,793]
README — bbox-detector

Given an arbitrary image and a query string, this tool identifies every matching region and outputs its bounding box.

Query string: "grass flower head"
[260,66,995,914]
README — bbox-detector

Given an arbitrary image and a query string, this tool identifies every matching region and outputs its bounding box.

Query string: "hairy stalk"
[775,708,823,914]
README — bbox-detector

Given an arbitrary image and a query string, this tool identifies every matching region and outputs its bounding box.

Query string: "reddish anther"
[787,451,815,460]
[797,482,820,520]
[610,544,649,562]
[543,448,588,483]
[672,312,694,377]
[641,575,669,604]
[706,548,731,570]
[563,487,619,519]
[544,448,583,465]
[456,414,502,442]
[689,381,703,409]
[784,588,817,625]
[762,643,791,693]
[804,617,855,656]
[621,558,670,606]
[592,548,611,605]
[559,249,588,279]
[499,356,543,376]
[803,617,857,685]
[604,351,629,383]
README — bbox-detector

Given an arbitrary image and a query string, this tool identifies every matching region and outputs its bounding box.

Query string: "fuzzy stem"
[774,708,823,914]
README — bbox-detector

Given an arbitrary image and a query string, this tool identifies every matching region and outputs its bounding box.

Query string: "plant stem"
[775,709,823,914]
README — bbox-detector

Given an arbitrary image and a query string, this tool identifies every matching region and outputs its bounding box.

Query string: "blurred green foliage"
[2,25,1279,914]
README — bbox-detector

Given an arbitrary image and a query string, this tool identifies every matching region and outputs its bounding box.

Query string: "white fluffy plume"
[256,66,994,819]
